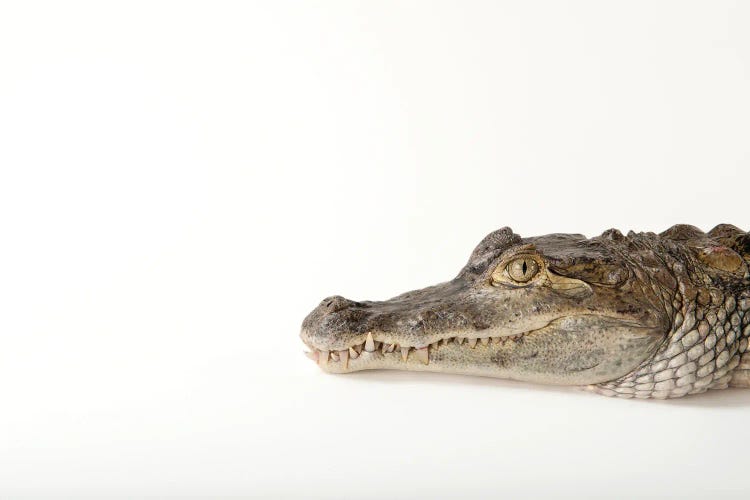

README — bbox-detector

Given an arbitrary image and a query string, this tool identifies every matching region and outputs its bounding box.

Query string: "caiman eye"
[506,257,539,283]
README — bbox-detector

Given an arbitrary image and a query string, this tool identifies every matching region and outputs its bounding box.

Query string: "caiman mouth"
[301,314,661,384]
[302,329,527,369]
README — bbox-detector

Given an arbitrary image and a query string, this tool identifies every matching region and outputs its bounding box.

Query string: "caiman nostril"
[320,295,355,313]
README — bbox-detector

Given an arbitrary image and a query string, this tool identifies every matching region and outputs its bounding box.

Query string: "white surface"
[1,1,750,498]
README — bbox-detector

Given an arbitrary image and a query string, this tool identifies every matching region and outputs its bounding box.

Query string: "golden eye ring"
[506,257,539,283]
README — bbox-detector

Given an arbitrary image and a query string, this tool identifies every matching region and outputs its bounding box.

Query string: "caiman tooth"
[353,343,363,355]
[401,346,410,361]
[349,347,359,359]
[415,346,429,365]
[339,349,349,369]
[443,338,452,345]
[468,338,478,348]
[365,332,376,352]
[491,337,500,343]
[455,337,464,345]
[386,343,396,353]
[480,337,489,346]
[319,350,329,365]
[304,350,318,361]
[330,351,340,361]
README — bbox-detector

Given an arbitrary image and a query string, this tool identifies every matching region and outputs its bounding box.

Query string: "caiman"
[300,224,750,398]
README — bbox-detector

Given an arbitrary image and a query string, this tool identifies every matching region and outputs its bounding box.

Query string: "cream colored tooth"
[401,346,410,361]
[415,346,429,365]
[468,338,478,348]
[491,337,500,343]
[339,349,349,369]
[480,337,489,346]
[349,347,359,359]
[319,350,329,365]
[353,343,363,354]
[386,343,396,353]
[365,332,376,352]
[330,351,339,361]
[455,337,464,345]
[442,338,452,345]
[304,351,318,361]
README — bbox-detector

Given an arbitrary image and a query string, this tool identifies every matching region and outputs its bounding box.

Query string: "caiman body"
[300,224,750,399]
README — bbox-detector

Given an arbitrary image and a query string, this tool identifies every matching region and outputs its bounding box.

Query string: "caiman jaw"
[302,331,525,371]
[301,312,662,385]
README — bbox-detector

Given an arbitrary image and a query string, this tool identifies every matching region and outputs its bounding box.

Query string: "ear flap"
[547,260,628,286]
[533,234,629,286]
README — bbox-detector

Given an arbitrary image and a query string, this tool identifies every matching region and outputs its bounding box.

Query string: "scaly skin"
[300,224,750,398]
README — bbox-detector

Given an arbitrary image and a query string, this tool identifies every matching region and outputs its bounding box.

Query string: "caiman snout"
[301,280,475,355]
[302,294,373,349]
[302,294,373,348]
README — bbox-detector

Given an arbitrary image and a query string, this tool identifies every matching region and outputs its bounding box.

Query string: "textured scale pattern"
[591,226,750,398]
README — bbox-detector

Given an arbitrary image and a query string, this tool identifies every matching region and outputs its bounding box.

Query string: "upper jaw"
[300,279,481,351]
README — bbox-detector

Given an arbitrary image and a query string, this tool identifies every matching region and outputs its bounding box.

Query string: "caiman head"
[300,227,672,386]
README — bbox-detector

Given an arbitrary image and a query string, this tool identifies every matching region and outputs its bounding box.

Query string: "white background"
[1,1,749,498]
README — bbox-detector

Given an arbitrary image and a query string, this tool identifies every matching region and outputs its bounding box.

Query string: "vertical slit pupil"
[522,261,528,275]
